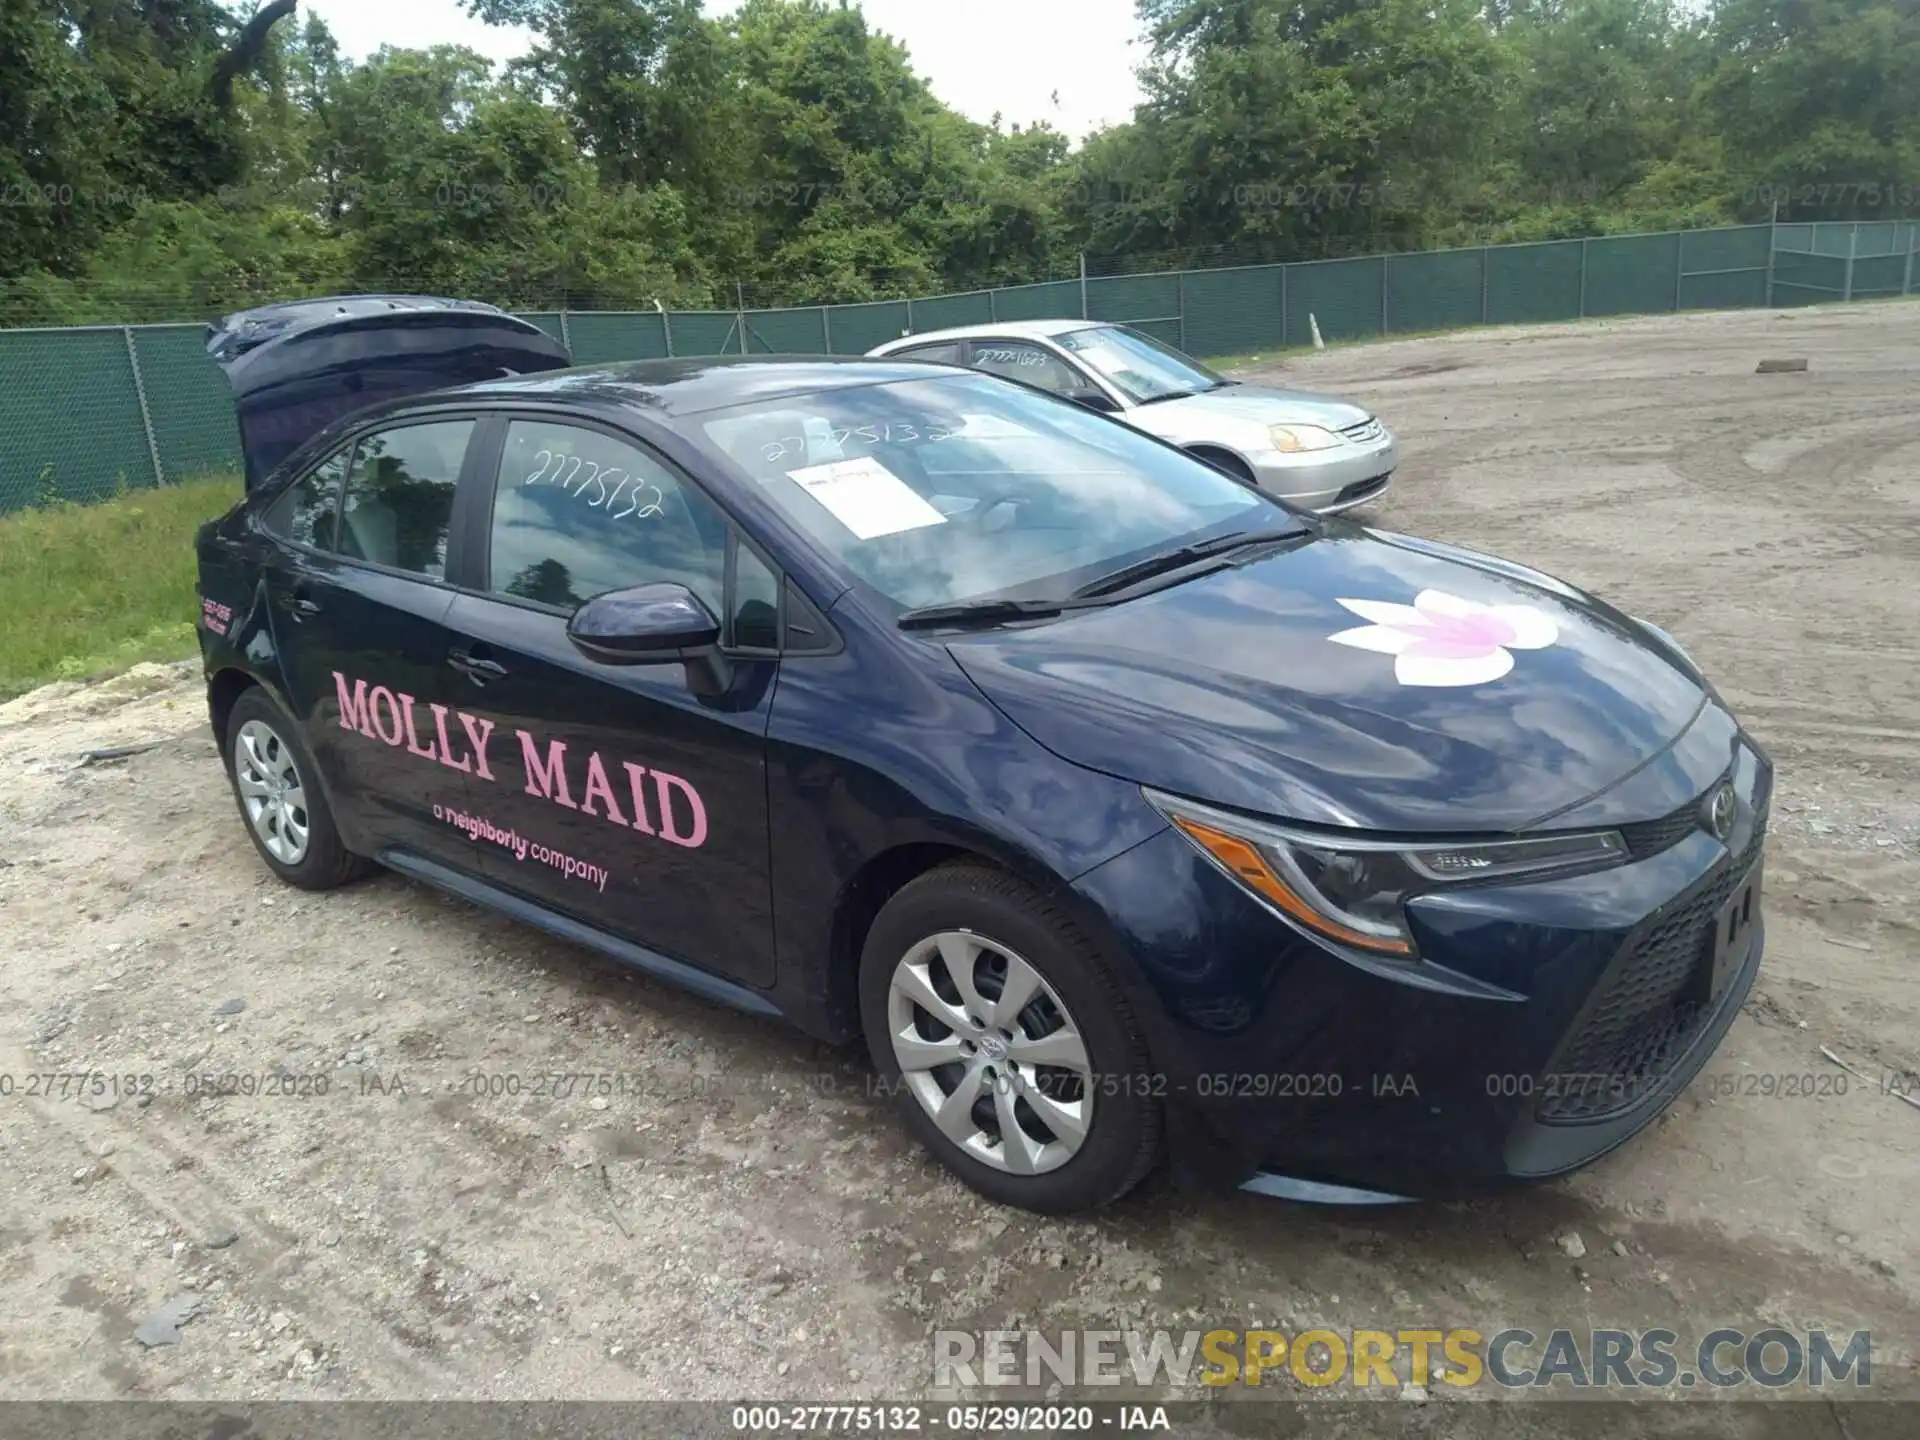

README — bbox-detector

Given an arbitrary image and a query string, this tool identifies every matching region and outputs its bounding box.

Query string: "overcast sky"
[297,0,1147,141]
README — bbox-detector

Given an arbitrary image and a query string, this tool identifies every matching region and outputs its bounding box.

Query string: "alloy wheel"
[886,929,1094,1175]
[233,718,311,866]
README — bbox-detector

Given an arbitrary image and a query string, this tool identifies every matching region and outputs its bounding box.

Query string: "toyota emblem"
[1707,784,1737,841]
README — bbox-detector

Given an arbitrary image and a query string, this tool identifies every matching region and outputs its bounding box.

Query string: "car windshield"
[1057,326,1229,404]
[700,373,1286,612]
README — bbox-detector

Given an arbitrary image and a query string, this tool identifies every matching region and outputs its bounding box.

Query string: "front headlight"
[1268,423,1344,453]
[1145,790,1627,959]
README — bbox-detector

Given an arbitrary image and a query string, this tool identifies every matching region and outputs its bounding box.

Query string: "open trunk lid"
[206,295,573,489]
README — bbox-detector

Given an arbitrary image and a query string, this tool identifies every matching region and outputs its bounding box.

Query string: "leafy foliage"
[0,0,1915,323]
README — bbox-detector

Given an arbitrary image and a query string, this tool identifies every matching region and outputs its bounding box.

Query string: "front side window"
[336,420,474,578]
[966,341,1088,398]
[263,446,351,550]
[700,373,1278,612]
[1058,326,1229,404]
[730,540,781,649]
[489,420,730,614]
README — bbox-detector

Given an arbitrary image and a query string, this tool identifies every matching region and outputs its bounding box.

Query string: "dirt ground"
[2,301,1917,1424]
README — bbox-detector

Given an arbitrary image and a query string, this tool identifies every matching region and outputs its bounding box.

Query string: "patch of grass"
[0,475,241,701]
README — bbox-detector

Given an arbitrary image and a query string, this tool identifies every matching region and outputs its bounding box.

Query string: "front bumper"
[1248,431,1398,511]
[1070,743,1771,1200]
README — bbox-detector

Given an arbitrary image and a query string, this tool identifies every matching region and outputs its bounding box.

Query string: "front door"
[258,417,485,866]
[441,415,779,987]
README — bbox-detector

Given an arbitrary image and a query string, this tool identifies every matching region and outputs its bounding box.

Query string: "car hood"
[1131,383,1372,432]
[946,527,1712,833]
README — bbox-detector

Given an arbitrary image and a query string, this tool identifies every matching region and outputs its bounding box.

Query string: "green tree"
[1703,0,1920,218]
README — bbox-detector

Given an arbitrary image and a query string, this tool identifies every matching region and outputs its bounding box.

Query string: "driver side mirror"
[1065,389,1120,414]
[567,583,720,665]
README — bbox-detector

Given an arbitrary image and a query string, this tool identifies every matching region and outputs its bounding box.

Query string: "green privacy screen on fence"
[1,219,1913,513]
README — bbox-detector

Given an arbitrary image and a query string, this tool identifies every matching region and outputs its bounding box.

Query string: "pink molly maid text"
[332,671,708,848]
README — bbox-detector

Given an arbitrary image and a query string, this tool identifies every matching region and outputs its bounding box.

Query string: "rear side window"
[263,447,351,549]
[336,421,475,579]
[893,341,965,365]
[968,341,1085,397]
[488,420,731,614]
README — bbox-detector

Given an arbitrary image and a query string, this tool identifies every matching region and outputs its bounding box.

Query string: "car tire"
[1188,446,1255,483]
[859,862,1163,1213]
[223,687,374,891]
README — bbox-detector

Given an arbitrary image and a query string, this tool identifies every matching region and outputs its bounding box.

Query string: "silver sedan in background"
[868,319,1397,512]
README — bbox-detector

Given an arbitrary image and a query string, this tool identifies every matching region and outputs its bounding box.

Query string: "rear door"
[439,414,780,986]
[965,338,1098,399]
[257,415,488,866]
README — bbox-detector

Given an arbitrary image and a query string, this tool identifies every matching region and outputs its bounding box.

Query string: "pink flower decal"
[1328,589,1559,687]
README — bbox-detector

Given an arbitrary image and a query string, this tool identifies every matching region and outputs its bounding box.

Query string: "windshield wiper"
[1068,527,1304,600]
[1135,388,1197,406]
[897,596,1110,630]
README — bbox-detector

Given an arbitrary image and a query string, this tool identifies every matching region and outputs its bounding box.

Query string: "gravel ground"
[1,301,1917,1425]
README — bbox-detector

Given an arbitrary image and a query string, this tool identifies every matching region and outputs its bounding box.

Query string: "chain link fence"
[3,220,1915,514]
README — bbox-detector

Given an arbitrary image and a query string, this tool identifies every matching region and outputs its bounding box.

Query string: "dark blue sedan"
[195,297,1769,1213]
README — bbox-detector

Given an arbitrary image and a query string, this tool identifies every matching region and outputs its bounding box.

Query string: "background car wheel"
[859,863,1163,1213]
[224,687,373,891]
[1187,446,1255,483]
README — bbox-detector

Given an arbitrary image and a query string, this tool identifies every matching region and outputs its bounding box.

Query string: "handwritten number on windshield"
[759,419,957,464]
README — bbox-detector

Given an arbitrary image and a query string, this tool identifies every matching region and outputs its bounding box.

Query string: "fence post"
[1843,224,1858,302]
[1479,247,1490,324]
[1904,228,1916,296]
[1672,234,1684,311]
[820,305,833,355]
[558,308,572,355]
[1764,221,1779,307]
[1079,252,1089,320]
[905,296,915,335]
[988,289,998,322]
[736,282,749,353]
[1177,270,1189,352]
[659,303,675,357]
[1380,257,1390,335]
[1279,263,1288,349]
[123,327,165,488]
[1576,237,1589,318]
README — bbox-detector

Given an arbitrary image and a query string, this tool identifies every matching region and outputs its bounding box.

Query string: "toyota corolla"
[195,297,1768,1213]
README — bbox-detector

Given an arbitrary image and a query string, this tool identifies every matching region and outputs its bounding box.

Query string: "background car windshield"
[1058,326,1228,404]
[701,374,1275,611]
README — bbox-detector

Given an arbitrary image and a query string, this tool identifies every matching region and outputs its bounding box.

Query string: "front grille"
[1535,767,1770,1125]
[1334,475,1390,505]
[1340,418,1386,445]
[1617,772,1724,859]
[1617,762,1774,861]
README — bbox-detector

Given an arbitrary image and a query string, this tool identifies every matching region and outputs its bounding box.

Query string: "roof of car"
[872,318,1100,349]
[449,354,972,419]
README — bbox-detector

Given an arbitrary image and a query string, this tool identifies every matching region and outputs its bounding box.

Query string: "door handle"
[448,648,509,683]
[287,583,322,621]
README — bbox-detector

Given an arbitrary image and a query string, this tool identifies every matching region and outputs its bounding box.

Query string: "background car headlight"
[1268,423,1343,453]
[1144,790,1627,958]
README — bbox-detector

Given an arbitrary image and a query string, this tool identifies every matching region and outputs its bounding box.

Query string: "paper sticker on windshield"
[786,457,948,540]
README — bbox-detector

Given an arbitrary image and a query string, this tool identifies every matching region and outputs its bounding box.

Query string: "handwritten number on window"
[518,446,666,523]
